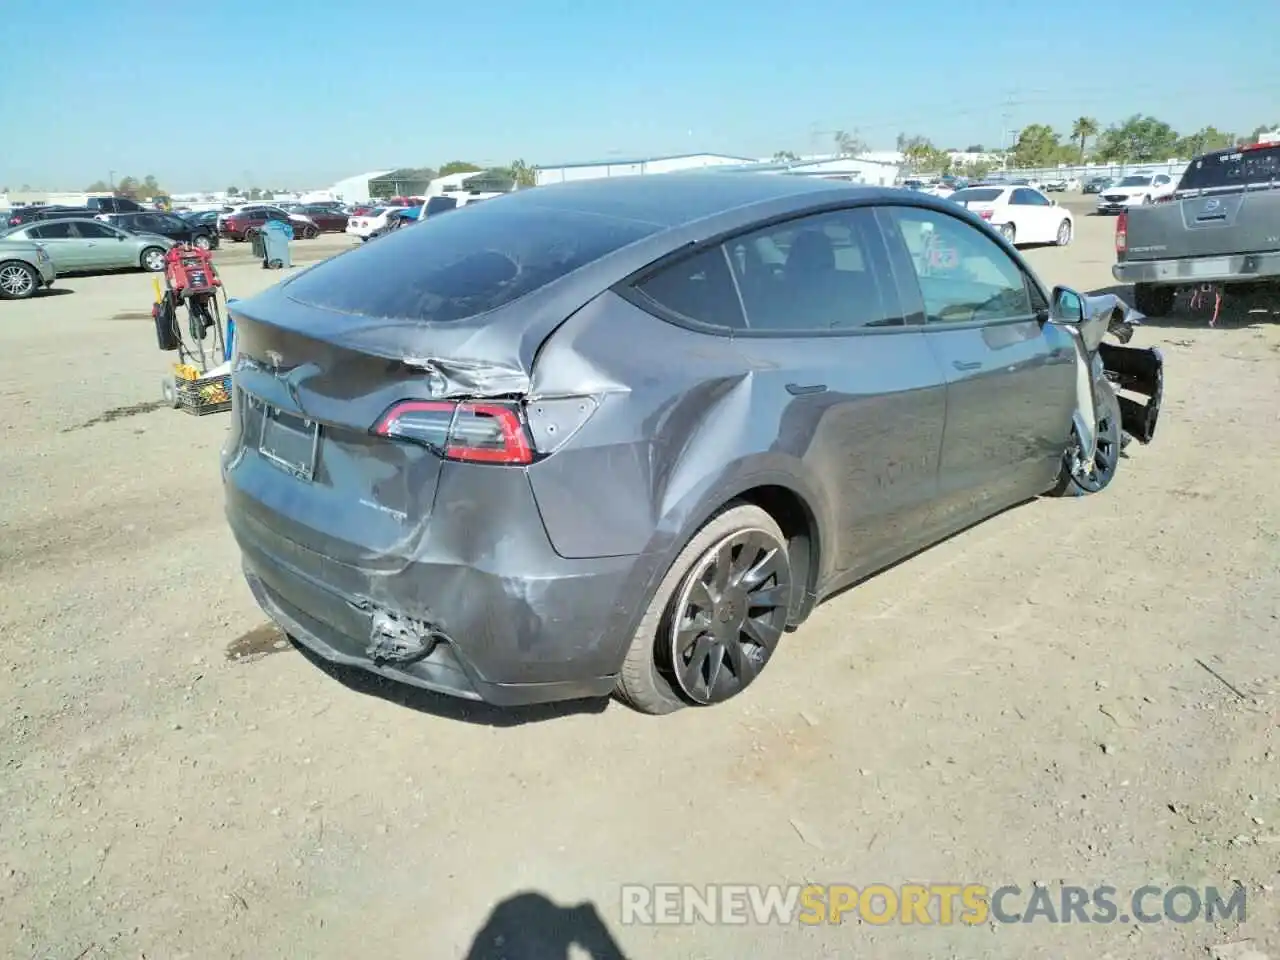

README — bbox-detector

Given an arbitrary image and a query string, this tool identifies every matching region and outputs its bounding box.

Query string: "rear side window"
[634,247,745,329]
[285,199,659,323]
[1179,145,1280,190]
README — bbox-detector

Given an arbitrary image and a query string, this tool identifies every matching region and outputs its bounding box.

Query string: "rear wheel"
[1133,283,1175,317]
[999,222,1016,244]
[301,226,318,239]
[615,503,793,715]
[0,260,38,300]
[1049,379,1122,497]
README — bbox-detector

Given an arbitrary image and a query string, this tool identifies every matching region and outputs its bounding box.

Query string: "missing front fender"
[1098,342,1163,444]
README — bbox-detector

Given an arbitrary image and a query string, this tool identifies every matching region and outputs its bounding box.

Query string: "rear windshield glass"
[285,200,659,323]
[1178,146,1280,190]
[949,188,1003,203]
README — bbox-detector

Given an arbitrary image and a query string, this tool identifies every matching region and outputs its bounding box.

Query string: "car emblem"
[1203,199,1221,212]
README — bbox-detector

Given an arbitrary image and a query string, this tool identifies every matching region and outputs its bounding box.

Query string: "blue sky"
[1,0,1276,192]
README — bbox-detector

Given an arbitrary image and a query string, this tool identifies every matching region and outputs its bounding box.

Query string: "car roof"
[515,171,892,228]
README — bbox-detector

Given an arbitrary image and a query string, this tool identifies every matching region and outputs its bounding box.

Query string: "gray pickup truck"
[1112,141,1280,316]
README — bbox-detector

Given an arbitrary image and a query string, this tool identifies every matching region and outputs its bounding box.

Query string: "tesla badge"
[1203,199,1221,212]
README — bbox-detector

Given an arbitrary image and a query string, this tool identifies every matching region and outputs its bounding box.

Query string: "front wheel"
[1049,379,1122,497]
[140,247,166,272]
[1055,219,1072,246]
[1134,283,1176,317]
[615,503,793,715]
[193,235,212,251]
[301,226,318,239]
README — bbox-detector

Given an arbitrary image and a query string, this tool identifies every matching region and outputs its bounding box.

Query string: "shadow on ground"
[291,639,612,727]
[1090,283,1280,330]
[464,893,630,960]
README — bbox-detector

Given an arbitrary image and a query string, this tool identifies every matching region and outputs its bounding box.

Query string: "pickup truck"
[1112,141,1280,316]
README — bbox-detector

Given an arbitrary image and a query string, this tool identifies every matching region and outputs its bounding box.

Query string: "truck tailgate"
[1121,185,1280,262]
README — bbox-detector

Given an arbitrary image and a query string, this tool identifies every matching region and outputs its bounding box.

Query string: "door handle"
[952,361,982,371]
[785,383,827,396]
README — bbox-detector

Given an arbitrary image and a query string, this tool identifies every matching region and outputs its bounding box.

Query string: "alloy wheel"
[1057,220,1072,245]
[1000,223,1016,242]
[0,264,35,298]
[667,528,791,704]
[1071,400,1120,492]
[143,249,166,271]
[194,235,211,250]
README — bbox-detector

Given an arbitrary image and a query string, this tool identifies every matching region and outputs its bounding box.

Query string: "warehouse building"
[534,152,757,186]
[327,170,393,204]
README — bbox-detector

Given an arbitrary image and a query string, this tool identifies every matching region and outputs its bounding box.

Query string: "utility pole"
[108,170,115,194]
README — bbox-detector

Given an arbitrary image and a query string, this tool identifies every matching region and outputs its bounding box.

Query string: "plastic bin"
[260,219,294,269]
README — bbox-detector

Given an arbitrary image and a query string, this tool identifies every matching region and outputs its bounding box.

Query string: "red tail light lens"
[373,400,533,465]
[1115,211,1127,254]
[977,209,993,220]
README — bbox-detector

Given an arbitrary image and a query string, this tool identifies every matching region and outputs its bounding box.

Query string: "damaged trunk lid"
[1122,144,1280,263]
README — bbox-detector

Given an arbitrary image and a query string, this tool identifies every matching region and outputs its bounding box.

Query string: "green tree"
[437,161,482,177]
[115,176,140,198]
[1010,124,1062,168]
[141,174,161,197]
[226,185,240,196]
[1070,116,1099,162]
[84,180,112,192]
[901,136,945,173]
[20,184,31,191]
[1095,115,1179,163]
[833,130,865,156]
[1238,123,1279,146]
[964,143,986,153]
[772,150,799,162]
[1175,126,1233,158]
[508,159,536,188]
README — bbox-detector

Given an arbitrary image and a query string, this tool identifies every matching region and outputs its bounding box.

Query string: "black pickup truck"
[1112,140,1280,316]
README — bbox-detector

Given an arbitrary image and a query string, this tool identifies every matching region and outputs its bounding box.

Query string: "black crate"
[176,372,232,416]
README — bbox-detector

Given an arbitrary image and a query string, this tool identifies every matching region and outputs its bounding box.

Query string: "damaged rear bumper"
[1099,342,1164,444]
[227,485,654,708]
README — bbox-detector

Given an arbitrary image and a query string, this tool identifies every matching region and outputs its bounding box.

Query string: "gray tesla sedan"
[223,172,1159,714]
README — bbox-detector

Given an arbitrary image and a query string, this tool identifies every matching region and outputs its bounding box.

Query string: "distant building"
[327,170,393,204]
[427,170,515,196]
[710,155,902,187]
[534,152,757,186]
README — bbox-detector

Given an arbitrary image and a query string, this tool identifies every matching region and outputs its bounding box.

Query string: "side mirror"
[1050,285,1086,323]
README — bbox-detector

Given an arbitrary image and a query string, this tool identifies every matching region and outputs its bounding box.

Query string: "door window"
[1011,188,1050,206]
[31,222,73,239]
[633,246,745,330]
[74,220,119,239]
[886,207,1034,325]
[726,208,901,331]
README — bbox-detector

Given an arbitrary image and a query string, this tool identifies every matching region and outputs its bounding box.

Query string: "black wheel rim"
[667,529,791,705]
[1071,398,1121,492]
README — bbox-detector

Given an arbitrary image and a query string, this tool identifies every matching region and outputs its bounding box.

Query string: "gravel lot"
[2,204,1278,959]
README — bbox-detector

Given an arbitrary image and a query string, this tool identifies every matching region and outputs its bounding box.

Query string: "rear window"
[285,200,659,323]
[1116,176,1152,187]
[424,196,458,216]
[1178,145,1280,190]
[949,188,1003,203]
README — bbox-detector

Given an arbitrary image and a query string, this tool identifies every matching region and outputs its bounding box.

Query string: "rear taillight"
[373,400,533,465]
[977,209,993,220]
[1115,211,1127,254]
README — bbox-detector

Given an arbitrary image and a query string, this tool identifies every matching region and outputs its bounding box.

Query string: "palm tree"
[1071,117,1099,162]
[833,130,865,157]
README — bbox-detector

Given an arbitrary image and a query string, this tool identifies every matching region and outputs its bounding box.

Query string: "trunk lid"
[1122,145,1280,262]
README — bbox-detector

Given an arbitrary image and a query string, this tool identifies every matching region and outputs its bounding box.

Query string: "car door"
[635,206,949,588]
[25,221,84,272]
[72,219,133,269]
[1009,188,1054,243]
[879,203,1077,529]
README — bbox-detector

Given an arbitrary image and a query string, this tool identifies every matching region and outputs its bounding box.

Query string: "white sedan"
[948,184,1074,247]
[345,206,405,241]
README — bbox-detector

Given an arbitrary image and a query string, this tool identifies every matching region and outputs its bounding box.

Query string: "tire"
[1142,194,1152,205]
[1134,283,1175,318]
[999,222,1016,244]
[193,235,212,251]
[301,226,318,240]
[140,247,166,272]
[1049,379,1123,497]
[0,260,39,300]
[1055,219,1072,246]
[160,376,179,408]
[615,502,794,715]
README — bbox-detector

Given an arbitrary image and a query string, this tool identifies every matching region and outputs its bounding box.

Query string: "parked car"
[84,196,146,214]
[221,207,319,242]
[345,206,405,240]
[100,211,220,250]
[294,204,349,232]
[218,204,319,238]
[178,210,220,230]
[2,218,173,273]
[1095,172,1176,213]
[11,205,95,224]
[222,173,1162,714]
[1113,139,1280,317]
[415,192,506,220]
[1044,177,1081,192]
[1083,177,1112,194]
[947,185,1074,246]
[0,236,57,299]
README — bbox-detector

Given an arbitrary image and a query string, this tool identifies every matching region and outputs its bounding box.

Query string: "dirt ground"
[1,206,1277,960]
